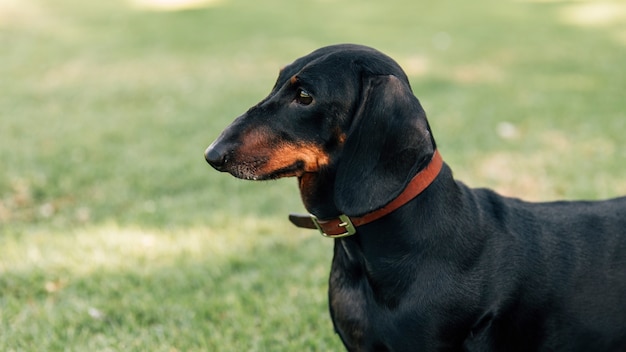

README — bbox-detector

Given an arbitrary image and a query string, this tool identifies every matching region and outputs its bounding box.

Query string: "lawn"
[1,0,625,350]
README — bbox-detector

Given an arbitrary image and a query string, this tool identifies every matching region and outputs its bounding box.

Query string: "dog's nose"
[204,144,227,171]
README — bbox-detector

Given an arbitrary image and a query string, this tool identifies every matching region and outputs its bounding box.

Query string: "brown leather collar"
[289,150,443,238]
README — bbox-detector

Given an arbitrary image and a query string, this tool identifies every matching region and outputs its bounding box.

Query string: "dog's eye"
[296,89,313,105]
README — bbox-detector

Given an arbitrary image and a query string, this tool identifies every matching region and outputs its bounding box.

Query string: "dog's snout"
[205,143,228,171]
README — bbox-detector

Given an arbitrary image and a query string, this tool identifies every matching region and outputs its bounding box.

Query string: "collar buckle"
[311,214,356,238]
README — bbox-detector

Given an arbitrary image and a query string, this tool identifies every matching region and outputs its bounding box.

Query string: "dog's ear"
[334,75,435,217]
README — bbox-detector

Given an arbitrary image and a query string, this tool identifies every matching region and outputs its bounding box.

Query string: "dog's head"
[206,44,436,217]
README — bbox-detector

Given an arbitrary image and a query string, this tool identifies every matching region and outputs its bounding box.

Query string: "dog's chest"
[328,244,421,350]
[329,262,385,349]
[327,240,477,351]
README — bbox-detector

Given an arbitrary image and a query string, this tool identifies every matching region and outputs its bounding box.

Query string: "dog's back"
[465,188,626,351]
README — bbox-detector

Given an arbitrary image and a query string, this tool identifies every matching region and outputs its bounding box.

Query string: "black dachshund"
[205,44,626,351]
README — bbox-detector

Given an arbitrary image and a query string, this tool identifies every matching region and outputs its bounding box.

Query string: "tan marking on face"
[290,75,298,85]
[299,173,316,193]
[260,143,330,177]
[235,127,329,179]
[338,133,347,145]
[239,127,271,151]
[298,172,318,209]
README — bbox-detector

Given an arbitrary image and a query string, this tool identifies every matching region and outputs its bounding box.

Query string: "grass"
[1,0,625,350]
[1,223,336,350]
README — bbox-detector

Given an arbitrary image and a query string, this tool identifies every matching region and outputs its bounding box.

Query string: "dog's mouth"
[262,160,306,180]
[207,140,330,181]
[225,159,306,181]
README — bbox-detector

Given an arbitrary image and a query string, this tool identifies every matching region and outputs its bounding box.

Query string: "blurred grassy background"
[1,0,625,350]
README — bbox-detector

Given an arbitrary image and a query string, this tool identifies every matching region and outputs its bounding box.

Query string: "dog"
[205,44,626,351]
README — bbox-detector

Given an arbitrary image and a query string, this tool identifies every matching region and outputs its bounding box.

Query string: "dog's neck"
[293,151,443,237]
[331,164,474,302]
[297,171,341,219]
[297,160,478,299]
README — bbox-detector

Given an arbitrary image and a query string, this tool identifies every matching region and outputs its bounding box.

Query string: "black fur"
[205,44,626,351]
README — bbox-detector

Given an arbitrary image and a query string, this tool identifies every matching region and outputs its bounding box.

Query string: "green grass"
[1,0,625,350]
